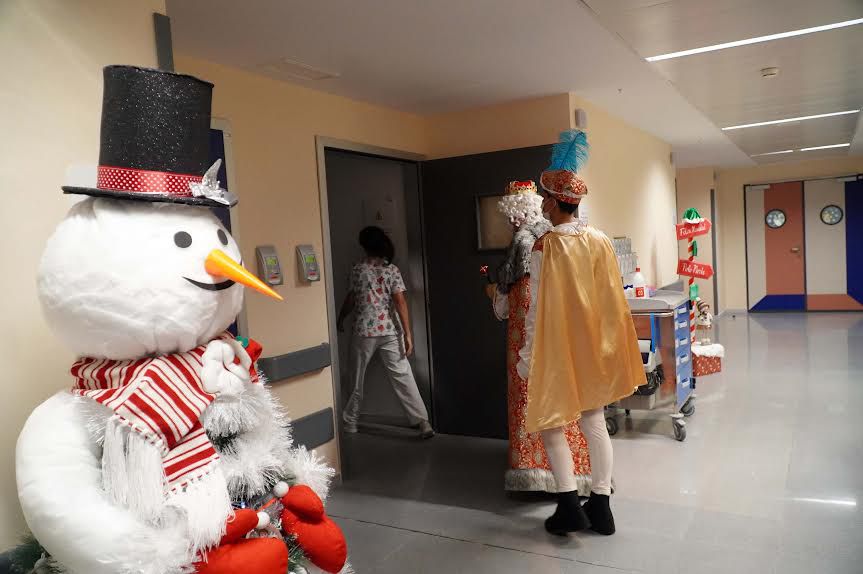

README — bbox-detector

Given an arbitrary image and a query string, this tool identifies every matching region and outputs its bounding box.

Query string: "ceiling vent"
[260,58,340,81]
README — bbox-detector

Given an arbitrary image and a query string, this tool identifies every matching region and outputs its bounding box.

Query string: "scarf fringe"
[168,469,232,556]
[102,418,166,524]
[101,417,231,553]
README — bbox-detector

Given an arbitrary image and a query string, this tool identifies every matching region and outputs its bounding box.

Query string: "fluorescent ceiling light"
[751,150,794,157]
[800,143,851,151]
[752,143,851,157]
[646,18,863,62]
[791,497,857,507]
[722,110,859,131]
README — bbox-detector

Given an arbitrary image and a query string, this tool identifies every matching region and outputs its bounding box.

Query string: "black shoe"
[418,421,435,439]
[544,491,591,536]
[583,492,615,535]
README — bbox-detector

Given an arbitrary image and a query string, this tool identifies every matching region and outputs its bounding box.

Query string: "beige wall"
[676,167,717,309]
[715,156,863,311]
[0,0,166,547]
[426,94,571,158]
[173,56,431,471]
[569,95,679,290]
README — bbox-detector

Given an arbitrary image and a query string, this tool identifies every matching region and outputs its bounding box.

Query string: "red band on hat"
[97,165,202,197]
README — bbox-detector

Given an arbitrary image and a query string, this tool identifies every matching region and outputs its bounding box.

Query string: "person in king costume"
[487,181,592,494]
[517,130,645,536]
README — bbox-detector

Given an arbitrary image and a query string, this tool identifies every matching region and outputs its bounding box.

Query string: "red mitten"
[220,509,260,545]
[194,509,288,574]
[281,485,347,574]
[195,538,288,574]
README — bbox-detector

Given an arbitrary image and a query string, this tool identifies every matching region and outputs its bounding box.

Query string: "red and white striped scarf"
[70,333,261,492]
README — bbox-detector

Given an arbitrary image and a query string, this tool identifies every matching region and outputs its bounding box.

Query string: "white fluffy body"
[497,192,544,228]
[19,196,337,573]
[37,198,243,359]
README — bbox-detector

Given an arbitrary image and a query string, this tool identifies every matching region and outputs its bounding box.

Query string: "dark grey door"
[421,145,550,438]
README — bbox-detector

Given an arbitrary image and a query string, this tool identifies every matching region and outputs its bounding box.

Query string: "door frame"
[743,173,861,312]
[314,137,428,464]
[710,188,720,313]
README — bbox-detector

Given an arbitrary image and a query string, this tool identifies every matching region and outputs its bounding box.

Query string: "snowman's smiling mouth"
[184,277,236,291]
[185,257,243,291]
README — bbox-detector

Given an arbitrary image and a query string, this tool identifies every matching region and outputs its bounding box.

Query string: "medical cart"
[605,291,696,441]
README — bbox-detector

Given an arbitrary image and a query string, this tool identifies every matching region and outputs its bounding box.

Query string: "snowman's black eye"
[217,229,228,246]
[174,231,193,248]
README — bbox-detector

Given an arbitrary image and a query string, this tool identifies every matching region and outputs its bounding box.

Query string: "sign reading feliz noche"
[677,259,714,280]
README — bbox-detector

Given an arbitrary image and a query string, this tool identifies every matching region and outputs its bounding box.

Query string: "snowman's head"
[38,198,280,359]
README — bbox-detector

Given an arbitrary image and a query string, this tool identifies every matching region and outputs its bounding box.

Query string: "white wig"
[497,192,544,227]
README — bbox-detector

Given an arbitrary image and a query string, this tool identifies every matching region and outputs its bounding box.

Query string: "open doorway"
[317,140,433,463]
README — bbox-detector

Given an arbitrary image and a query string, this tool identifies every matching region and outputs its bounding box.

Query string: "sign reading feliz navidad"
[675,219,712,241]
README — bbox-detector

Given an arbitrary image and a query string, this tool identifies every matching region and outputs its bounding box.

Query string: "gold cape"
[526,227,646,433]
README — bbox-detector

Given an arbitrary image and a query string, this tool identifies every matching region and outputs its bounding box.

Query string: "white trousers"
[343,335,429,426]
[541,408,612,495]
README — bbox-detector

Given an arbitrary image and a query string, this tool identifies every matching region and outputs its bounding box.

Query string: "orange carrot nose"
[204,249,283,301]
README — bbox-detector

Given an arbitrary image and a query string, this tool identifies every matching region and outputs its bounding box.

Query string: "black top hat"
[63,65,236,207]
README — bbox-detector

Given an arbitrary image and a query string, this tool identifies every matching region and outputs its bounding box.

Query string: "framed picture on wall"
[476,194,513,251]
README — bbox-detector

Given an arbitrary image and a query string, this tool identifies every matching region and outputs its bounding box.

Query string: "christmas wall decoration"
[676,207,723,376]
[676,208,714,342]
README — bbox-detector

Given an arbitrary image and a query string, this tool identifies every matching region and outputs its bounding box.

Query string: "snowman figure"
[15,66,348,574]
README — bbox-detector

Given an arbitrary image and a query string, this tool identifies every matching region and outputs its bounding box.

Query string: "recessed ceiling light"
[646,18,863,62]
[751,149,794,157]
[722,110,859,131]
[799,143,851,152]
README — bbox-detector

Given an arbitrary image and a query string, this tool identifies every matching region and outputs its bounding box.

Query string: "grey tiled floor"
[329,313,863,573]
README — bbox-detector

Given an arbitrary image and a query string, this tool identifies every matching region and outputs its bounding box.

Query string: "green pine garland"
[279,475,314,574]
[4,533,61,574]
[286,534,311,573]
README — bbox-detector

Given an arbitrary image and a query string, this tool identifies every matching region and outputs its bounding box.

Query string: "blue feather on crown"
[548,129,589,173]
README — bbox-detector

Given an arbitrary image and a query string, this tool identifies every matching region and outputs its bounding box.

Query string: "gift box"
[691,343,723,377]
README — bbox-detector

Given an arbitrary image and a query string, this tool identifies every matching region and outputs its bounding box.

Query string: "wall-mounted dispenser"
[255,245,284,286]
